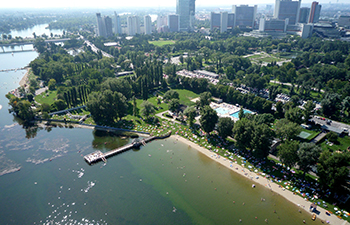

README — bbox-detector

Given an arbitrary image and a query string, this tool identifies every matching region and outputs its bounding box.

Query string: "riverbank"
[19,67,30,86]
[172,135,349,225]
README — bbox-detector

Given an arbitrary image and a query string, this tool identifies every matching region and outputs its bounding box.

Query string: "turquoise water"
[215,107,231,115]
[230,109,253,118]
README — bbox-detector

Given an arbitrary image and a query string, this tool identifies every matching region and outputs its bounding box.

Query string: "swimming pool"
[230,109,252,118]
[215,107,231,115]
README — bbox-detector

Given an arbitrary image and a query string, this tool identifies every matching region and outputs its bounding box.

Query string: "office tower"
[144,15,152,34]
[127,16,140,36]
[308,1,321,23]
[168,14,180,32]
[210,12,221,30]
[104,16,113,37]
[157,15,167,29]
[114,12,121,34]
[274,0,301,25]
[176,0,195,31]
[299,7,310,23]
[259,18,287,32]
[227,13,235,29]
[232,5,257,28]
[220,12,228,32]
[96,13,106,37]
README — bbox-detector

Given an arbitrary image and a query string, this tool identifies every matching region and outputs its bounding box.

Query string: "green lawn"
[35,90,57,105]
[320,135,350,152]
[149,40,175,47]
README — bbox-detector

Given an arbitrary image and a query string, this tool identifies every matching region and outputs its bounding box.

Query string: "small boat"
[312,214,316,220]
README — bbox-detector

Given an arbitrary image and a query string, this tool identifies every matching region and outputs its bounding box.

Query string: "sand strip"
[19,68,30,86]
[172,135,349,225]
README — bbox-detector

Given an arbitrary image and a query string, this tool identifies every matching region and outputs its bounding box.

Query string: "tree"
[303,100,315,123]
[297,143,321,176]
[285,107,303,124]
[217,117,234,138]
[169,99,180,113]
[48,79,56,90]
[238,107,245,120]
[275,118,302,141]
[184,106,196,127]
[199,105,218,134]
[16,100,35,121]
[232,118,254,149]
[163,90,179,101]
[325,131,338,144]
[317,151,350,192]
[199,92,212,108]
[52,99,66,111]
[275,101,284,118]
[27,93,34,102]
[321,93,341,118]
[250,123,274,158]
[140,101,157,119]
[277,140,300,168]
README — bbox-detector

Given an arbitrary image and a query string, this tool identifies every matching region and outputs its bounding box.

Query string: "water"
[215,107,231,115]
[7,24,64,39]
[231,109,253,119]
[0,26,324,225]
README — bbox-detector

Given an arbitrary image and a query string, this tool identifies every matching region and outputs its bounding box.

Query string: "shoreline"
[19,67,30,86]
[171,134,349,225]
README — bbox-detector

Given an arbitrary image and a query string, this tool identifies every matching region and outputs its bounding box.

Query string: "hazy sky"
[1,0,345,8]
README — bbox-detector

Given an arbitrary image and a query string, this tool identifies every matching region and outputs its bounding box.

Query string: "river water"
[0,26,324,225]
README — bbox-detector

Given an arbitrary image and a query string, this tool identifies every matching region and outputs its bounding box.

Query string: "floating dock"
[84,131,171,165]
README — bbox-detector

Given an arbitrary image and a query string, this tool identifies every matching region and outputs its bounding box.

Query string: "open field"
[149,40,175,47]
[35,90,57,105]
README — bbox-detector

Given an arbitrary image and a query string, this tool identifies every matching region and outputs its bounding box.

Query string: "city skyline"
[1,0,345,9]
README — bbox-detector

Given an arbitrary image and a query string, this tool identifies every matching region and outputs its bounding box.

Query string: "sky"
[1,0,346,9]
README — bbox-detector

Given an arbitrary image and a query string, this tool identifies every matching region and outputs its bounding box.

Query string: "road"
[79,35,113,58]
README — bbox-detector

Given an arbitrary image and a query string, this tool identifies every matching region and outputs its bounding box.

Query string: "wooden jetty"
[84,131,171,165]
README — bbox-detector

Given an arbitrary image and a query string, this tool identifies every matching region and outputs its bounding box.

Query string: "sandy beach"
[19,68,30,86]
[172,135,349,225]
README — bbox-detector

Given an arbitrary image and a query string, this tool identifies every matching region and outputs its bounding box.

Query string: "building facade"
[114,12,122,35]
[176,0,195,31]
[144,15,152,34]
[220,12,228,32]
[127,16,140,36]
[232,5,257,28]
[96,13,106,37]
[274,0,301,25]
[168,14,180,32]
[299,7,310,23]
[308,1,321,23]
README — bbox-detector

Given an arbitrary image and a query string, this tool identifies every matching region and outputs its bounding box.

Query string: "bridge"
[84,131,172,165]
[0,67,27,73]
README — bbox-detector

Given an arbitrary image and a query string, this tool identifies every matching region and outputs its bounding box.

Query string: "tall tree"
[199,105,218,134]
[297,143,321,176]
[217,117,235,138]
[275,118,302,141]
[317,151,350,192]
[140,101,157,119]
[277,140,300,168]
[184,106,197,127]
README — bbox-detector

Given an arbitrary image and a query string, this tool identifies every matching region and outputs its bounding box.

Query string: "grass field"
[149,40,175,47]
[35,90,57,105]
[320,135,350,152]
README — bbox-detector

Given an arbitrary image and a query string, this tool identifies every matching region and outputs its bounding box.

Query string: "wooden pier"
[84,131,171,165]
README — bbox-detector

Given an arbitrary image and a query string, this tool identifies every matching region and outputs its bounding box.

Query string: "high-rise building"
[114,12,122,34]
[232,5,257,28]
[338,15,350,28]
[176,0,195,31]
[127,16,140,36]
[96,13,112,37]
[157,16,167,29]
[274,0,301,25]
[299,7,310,23]
[168,14,180,32]
[104,16,113,37]
[144,15,152,34]
[96,13,106,37]
[227,13,235,29]
[210,12,221,30]
[308,1,321,23]
[259,18,287,32]
[220,12,228,32]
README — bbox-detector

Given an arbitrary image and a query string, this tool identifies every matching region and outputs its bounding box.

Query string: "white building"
[144,15,152,35]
